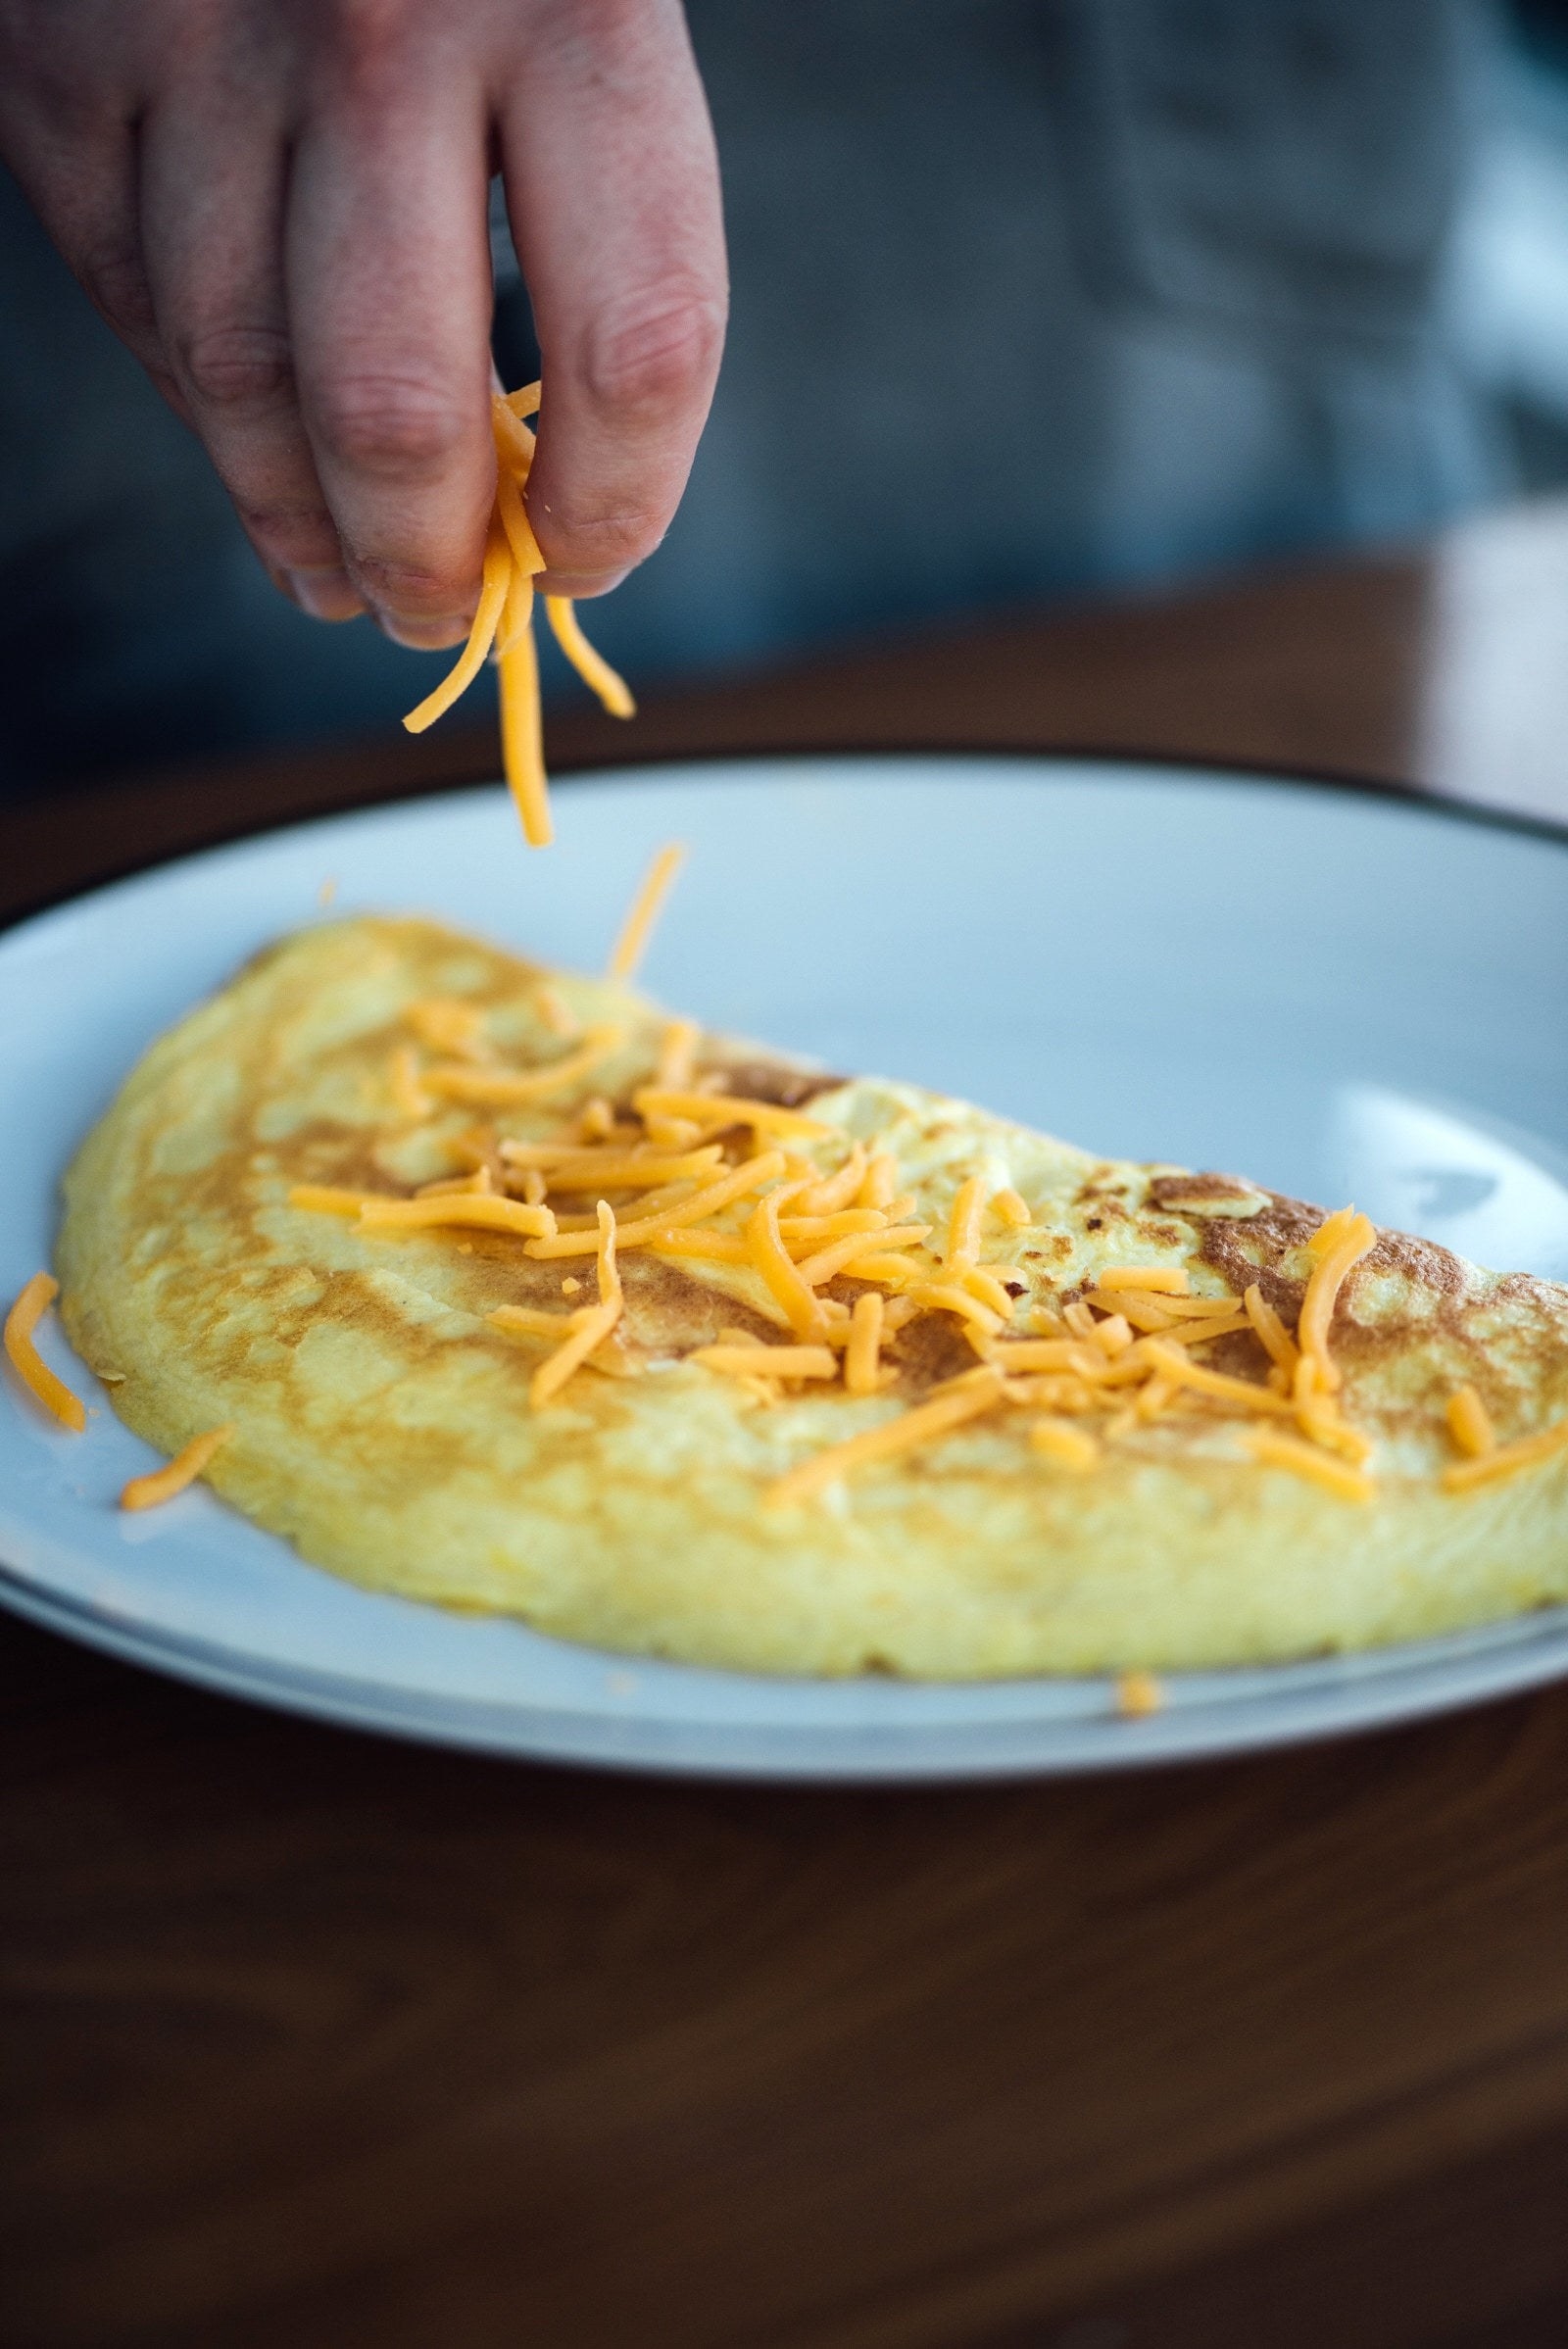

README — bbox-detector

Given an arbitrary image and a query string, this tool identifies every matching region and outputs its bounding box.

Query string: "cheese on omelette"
[54,916,1568,1678]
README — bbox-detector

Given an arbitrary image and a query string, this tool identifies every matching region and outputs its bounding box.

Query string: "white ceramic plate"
[3,756,1567,1780]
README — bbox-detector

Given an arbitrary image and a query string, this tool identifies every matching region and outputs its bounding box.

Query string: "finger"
[0,111,183,415]
[285,82,496,649]
[137,92,365,622]
[497,0,727,598]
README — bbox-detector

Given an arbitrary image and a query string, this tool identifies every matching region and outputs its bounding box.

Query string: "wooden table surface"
[4,502,1568,2349]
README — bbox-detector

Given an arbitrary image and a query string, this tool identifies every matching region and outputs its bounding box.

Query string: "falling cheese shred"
[607,844,686,983]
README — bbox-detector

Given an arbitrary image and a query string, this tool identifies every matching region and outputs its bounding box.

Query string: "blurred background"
[7,0,1568,803]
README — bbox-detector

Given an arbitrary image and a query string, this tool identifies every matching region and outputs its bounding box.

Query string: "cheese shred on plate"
[120,1424,234,1513]
[4,1272,86,1432]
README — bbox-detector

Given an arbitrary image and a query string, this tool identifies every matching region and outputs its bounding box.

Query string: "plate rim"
[3,742,1565,944]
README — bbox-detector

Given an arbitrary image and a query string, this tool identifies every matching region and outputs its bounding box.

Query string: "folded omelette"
[56,915,1568,1677]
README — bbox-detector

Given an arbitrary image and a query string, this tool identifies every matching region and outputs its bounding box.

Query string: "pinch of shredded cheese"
[401,386,634,849]
[4,1272,86,1433]
[120,1424,234,1512]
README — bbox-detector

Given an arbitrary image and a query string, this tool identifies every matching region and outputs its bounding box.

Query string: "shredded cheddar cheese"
[906,1282,1005,1337]
[4,1272,86,1433]
[767,1371,1004,1508]
[692,1344,837,1382]
[656,1017,701,1091]
[607,844,685,983]
[844,1291,886,1396]
[1115,1670,1163,1719]
[1030,1417,1100,1471]
[1097,1265,1191,1296]
[401,384,634,849]
[547,596,636,717]
[530,1202,622,1407]
[356,1195,556,1240]
[993,1188,1031,1230]
[1297,1209,1376,1387]
[489,1303,579,1340]
[1243,1283,1299,1376]
[524,1150,789,1257]
[1446,1384,1496,1459]
[1246,1427,1375,1502]
[631,1087,832,1143]
[796,1145,867,1217]
[945,1175,987,1268]
[389,1046,433,1119]
[790,1223,930,1290]
[422,1024,622,1107]
[120,1424,234,1512]
[1443,1413,1568,1493]
[746,1188,829,1339]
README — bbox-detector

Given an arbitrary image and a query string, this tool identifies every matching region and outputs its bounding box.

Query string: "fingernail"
[375,611,472,652]
[533,568,631,602]
[285,566,365,622]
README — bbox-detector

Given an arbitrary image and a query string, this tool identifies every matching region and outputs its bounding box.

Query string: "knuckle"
[311,373,469,476]
[310,0,424,99]
[181,325,294,414]
[543,506,665,573]
[235,504,342,567]
[77,240,158,346]
[353,555,474,615]
[580,280,725,416]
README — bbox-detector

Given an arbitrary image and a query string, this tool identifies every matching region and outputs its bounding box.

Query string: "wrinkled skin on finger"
[0,0,727,642]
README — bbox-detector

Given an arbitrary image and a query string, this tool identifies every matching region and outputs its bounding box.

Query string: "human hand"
[0,0,726,646]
